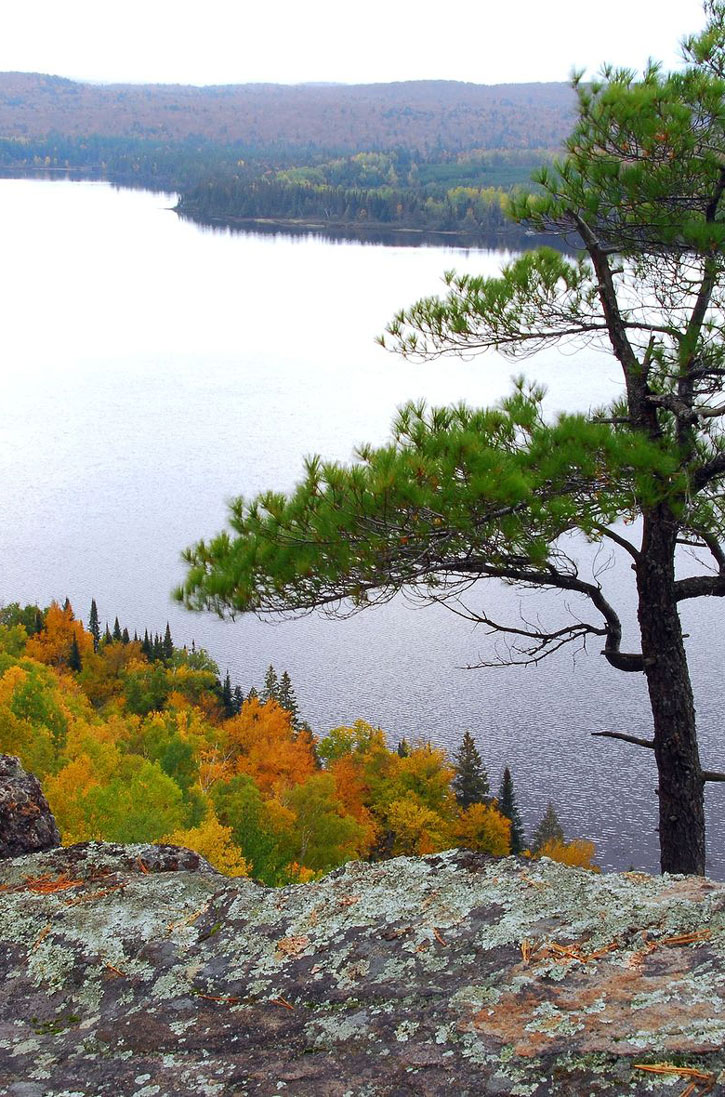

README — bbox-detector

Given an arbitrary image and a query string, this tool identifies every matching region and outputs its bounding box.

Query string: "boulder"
[0,843,724,1095]
[0,754,60,858]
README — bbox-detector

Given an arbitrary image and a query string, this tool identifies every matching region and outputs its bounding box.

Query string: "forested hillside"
[0,599,597,881]
[0,73,574,151]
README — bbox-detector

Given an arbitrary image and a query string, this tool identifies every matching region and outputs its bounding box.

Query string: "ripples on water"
[1,179,723,876]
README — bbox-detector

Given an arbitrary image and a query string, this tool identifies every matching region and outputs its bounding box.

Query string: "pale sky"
[0,0,709,86]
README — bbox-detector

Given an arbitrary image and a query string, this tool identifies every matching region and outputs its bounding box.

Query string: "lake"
[1,178,723,874]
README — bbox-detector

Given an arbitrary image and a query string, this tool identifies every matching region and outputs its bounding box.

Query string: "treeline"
[0,599,597,882]
[175,148,557,239]
[0,134,289,192]
[177,176,515,236]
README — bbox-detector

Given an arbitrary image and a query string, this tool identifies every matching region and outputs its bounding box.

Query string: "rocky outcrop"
[1,842,724,1095]
[0,754,60,858]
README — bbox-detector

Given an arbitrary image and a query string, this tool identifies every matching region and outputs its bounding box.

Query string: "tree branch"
[674,574,725,601]
[591,730,655,749]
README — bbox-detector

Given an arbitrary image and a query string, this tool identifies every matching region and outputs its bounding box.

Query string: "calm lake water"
[1,178,723,874]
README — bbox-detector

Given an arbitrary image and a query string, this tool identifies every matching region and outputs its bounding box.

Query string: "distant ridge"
[0,72,574,153]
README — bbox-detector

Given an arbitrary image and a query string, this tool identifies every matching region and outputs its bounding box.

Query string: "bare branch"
[592,730,655,749]
[591,523,641,561]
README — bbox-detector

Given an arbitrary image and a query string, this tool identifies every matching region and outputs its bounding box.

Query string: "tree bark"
[637,508,705,875]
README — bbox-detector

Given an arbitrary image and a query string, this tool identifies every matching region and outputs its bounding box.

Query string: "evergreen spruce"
[68,634,82,672]
[112,617,122,643]
[88,599,100,653]
[232,685,244,714]
[277,670,299,726]
[140,629,151,658]
[531,802,565,854]
[247,685,258,700]
[121,627,130,644]
[221,671,234,716]
[497,767,525,855]
[451,731,490,807]
[397,738,411,758]
[103,623,112,646]
[262,665,279,703]
[63,597,73,618]
[163,623,174,661]
[33,608,44,635]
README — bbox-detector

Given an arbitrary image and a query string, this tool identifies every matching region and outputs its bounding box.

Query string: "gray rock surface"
[0,755,60,858]
[1,842,724,1095]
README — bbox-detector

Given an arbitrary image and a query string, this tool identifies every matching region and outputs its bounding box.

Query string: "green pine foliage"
[531,802,565,854]
[451,731,490,808]
[497,767,526,855]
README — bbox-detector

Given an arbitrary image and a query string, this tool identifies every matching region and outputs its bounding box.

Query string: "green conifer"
[531,802,565,854]
[262,665,279,703]
[163,623,174,661]
[452,731,490,807]
[112,617,122,643]
[277,670,299,726]
[68,634,82,672]
[88,599,100,653]
[497,766,525,855]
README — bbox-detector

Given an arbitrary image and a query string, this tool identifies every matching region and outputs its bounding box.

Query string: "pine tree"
[88,599,100,653]
[531,802,565,854]
[232,685,244,715]
[277,670,299,726]
[262,665,279,703]
[247,685,258,700]
[221,671,234,716]
[121,627,130,644]
[163,623,174,661]
[452,731,490,808]
[68,634,82,672]
[497,767,525,855]
[63,597,73,619]
[141,629,152,658]
[103,623,112,646]
[112,617,122,643]
[174,7,725,875]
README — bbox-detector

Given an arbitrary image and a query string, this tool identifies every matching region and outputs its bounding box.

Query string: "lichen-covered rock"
[1,844,724,1095]
[0,754,60,858]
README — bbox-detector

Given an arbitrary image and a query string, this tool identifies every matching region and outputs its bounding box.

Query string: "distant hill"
[0,72,574,154]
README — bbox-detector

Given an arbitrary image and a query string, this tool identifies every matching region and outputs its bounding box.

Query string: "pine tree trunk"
[637,509,705,875]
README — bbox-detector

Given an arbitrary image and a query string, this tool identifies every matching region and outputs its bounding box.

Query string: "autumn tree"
[177,7,725,875]
[25,601,93,670]
[451,730,490,807]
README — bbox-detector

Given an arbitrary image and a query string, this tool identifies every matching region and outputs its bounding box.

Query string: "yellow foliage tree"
[451,801,511,857]
[386,792,451,856]
[537,838,600,872]
[222,697,317,796]
[25,602,93,668]
[162,813,249,877]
